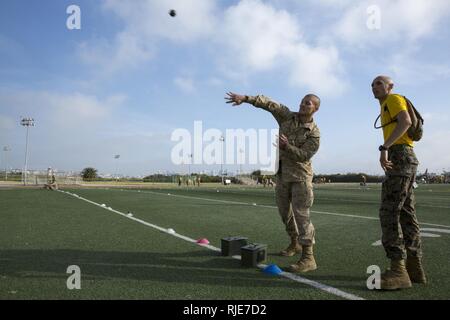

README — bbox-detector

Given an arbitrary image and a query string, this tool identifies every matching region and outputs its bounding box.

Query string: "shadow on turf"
[0,249,313,289]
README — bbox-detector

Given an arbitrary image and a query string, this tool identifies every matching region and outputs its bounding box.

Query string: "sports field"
[1,183,449,300]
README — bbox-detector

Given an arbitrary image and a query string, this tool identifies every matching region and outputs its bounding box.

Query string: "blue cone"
[263,264,282,275]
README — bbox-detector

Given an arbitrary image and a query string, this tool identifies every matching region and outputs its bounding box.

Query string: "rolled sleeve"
[247,95,292,123]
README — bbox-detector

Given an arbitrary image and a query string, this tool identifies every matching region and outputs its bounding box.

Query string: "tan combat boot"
[287,245,317,273]
[380,259,412,290]
[279,237,302,257]
[406,256,427,284]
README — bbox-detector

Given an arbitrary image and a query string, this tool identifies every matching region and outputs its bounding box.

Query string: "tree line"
[76,168,442,183]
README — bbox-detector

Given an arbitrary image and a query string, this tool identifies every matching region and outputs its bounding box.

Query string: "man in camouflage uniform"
[372,75,426,290]
[225,92,320,273]
[360,175,367,186]
[44,167,58,190]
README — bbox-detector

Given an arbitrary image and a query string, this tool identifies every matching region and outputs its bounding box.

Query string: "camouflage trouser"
[275,178,315,246]
[380,144,422,260]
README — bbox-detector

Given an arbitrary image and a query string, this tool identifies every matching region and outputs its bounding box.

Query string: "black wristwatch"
[378,145,388,151]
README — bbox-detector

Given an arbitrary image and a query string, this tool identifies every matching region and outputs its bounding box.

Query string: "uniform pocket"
[388,147,418,176]
[302,181,314,208]
[406,152,419,166]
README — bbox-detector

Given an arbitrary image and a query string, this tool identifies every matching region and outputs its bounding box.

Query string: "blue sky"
[1,0,450,177]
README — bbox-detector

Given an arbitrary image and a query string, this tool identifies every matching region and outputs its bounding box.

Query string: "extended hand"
[225,92,246,106]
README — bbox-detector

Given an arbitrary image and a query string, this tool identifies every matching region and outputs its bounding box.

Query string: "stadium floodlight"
[188,153,193,176]
[20,117,35,185]
[3,146,11,181]
[239,148,244,177]
[114,154,120,181]
[220,136,225,184]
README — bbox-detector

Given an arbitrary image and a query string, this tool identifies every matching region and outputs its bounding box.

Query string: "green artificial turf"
[1,183,449,300]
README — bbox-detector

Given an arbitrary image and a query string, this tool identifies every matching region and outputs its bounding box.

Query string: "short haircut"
[374,75,394,85]
[304,94,321,108]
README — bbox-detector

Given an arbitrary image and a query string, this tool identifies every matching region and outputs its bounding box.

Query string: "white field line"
[318,197,450,210]
[199,187,450,209]
[58,190,364,301]
[58,191,221,252]
[124,189,450,229]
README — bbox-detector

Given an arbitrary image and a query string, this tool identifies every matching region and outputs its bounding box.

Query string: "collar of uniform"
[292,113,314,129]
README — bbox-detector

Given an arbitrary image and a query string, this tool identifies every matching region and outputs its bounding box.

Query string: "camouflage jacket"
[247,95,320,182]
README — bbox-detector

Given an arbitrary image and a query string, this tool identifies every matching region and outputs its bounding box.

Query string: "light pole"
[188,153,193,177]
[220,136,225,184]
[239,148,244,177]
[3,146,11,181]
[21,117,35,185]
[114,154,120,181]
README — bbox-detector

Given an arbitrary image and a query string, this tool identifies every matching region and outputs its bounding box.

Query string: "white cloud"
[174,76,195,93]
[0,89,177,174]
[388,51,450,84]
[79,0,219,74]
[103,0,218,42]
[221,0,301,71]
[334,0,450,46]
[286,44,346,95]
[219,0,347,95]
[78,32,154,74]
[45,92,121,121]
[0,90,125,130]
[78,0,348,96]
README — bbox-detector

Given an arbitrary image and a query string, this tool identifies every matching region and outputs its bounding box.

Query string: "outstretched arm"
[225,92,291,123]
